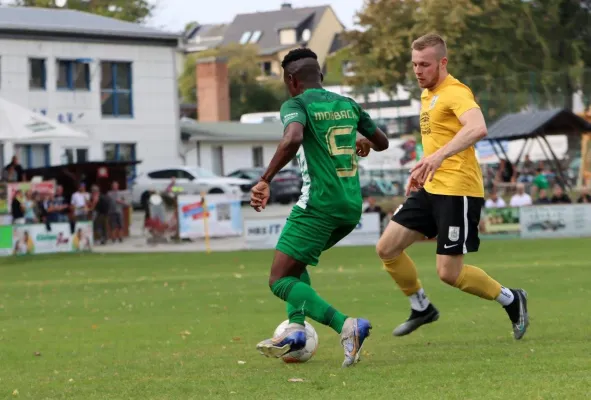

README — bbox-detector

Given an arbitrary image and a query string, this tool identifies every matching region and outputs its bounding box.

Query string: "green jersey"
[280,88,377,223]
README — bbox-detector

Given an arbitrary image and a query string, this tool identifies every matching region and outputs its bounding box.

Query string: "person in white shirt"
[71,183,90,221]
[509,183,532,207]
[484,191,506,208]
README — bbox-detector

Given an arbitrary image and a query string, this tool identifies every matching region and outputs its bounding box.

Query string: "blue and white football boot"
[256,323,306,358]
[340,317,372,367]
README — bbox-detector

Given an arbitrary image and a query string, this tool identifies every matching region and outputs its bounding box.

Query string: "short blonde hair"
[412,33,447,58]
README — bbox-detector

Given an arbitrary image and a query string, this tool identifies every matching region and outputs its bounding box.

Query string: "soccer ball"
[273,320,318,363]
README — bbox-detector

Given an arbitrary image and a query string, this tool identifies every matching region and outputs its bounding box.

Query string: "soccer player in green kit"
[250,48,389,367]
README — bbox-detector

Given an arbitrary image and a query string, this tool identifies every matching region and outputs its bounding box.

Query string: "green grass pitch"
[1,238,590,399]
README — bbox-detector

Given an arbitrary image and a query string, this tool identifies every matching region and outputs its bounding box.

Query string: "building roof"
[486,108,591,141]
[328,32,348,55]
[220,4,332,53]
[181,119,283,142]
[0,6,179,44]
[184,23,228,51]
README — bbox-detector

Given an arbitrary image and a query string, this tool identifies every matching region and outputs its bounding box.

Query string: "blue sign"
[32,109,85,124]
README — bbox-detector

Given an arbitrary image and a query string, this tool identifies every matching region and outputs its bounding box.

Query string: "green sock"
[272,276,348,334]
[287,270,311,326]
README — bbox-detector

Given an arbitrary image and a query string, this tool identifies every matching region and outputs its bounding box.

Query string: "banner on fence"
[9,221,93,255]
[177,194,243,239]
[71,221,94,252]
[5,181,56,209]
[480,207,521,237]
[520,204,591,239]
[244,212,381,250]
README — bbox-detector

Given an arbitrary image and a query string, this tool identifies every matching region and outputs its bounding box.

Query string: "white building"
[0,7,182,178]
[180,119,290,175]
[239,84,422,135]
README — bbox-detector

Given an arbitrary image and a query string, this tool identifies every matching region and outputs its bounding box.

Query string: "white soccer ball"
[273,320,318,363]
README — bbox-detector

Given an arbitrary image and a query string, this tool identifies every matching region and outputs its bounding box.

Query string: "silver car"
[131,166,251,208]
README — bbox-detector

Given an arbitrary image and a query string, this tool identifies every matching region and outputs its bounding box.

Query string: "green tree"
[347,0,591,123]
[184,20,199,34]
[344,0,416,96]
[14,0,154,23]
[179,44,288,120]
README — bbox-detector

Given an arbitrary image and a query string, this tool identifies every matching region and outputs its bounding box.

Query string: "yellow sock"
[454,265,502,300]
[382,251,422,296]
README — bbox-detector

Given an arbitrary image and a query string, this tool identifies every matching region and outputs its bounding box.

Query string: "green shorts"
[276,206,358,266]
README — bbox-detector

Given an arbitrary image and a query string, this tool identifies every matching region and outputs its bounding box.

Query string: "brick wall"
[196,57,230,121]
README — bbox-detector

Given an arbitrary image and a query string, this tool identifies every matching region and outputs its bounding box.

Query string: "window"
[211,146,224,176]
[187,167,219,178]
[147,170,176,179]
[250,30,262,43]
[0,143,4,176]
[101,62,133,117]
[64,148,88,164]
[239,31,252,44]
[178,170,196,180]
[342,60,355,77]
[301,29,311,41]
[261,62,272,76]
[57,60,90,90]
[104,143,136,181]
[29,58,46,89]
[15,144,50,168]
[147,169,196,180]
[279,29,296,45]
[252,146,264,167]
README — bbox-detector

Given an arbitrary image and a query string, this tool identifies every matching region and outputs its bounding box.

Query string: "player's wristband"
[260,176,271,184]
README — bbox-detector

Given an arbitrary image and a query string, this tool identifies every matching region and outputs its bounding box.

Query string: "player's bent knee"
[376,221,419,260]
[376,238,403,260]
[437,268,457,286]
[436,255,463,286]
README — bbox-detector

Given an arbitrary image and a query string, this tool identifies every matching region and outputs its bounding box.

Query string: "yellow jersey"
[419,74,484,198]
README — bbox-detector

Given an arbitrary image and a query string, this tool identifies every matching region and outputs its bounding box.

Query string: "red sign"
[97,167,109,178]
[181,201,210,220]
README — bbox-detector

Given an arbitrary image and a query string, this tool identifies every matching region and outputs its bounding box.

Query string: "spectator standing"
[50,185,69,222]
[532,167,549,190]
[107,181,127,243]
[91,185,110,245]
[11,190,25,224]
[23,190,37,224]
[4,155,25,182]
[71,183,90,221]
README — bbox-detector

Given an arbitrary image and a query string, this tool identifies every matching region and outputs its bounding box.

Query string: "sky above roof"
[148,0,365,32]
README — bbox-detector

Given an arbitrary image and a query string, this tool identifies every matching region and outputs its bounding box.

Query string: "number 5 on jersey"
[326,125,357,178]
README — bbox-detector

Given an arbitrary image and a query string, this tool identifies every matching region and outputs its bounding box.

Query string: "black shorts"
[109,213,123,229]
[392,188,484,255]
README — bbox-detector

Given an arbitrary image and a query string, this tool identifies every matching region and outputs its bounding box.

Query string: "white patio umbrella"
[0,97,88,141]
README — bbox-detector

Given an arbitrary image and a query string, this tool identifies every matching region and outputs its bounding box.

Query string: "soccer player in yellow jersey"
[376,34,529,339]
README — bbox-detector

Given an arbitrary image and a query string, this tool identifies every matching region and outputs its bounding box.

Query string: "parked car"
[226,167,303,204]
[131,166,251,208]
[360,178,401,197]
